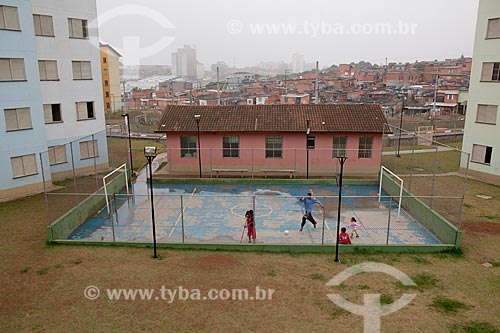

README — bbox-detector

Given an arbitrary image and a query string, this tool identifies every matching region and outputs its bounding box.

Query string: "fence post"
[209,148,213,178]
[251,148,254,179]
[386,198,392,245]
[92,133,98,191]
[408,133,416,192]
[181,195,185,243]
[321,206,325,245]
[430,145,438,208]
[70,142,78,204]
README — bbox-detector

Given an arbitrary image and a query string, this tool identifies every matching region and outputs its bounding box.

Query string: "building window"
[103,57,107,64]
[106,103,110,109]
[358,136,374,159]
[4,107,32,131]
[104,80,108,87]
[103,68,108,75]
[105,91,110,98]
[223,136,239,158]
[476,104,498,125]
[48,145,67,165]
[0,58,26,81]
[447,94,453,100]
[72,61,92,80]
[76,102,94,120]
[265,136,283,158]
[79,140,98,159]
[33,14,54,36]
[481,62,500,82]
[472,144,493,165]
[180,135,197,158]
[333,136,347,158]
[38,60,58,81]
[68,18,88,38]
[0,5,20,31]
[307,136,315,150]
[486,18,500,39]
[44,104,62,123]
[11,154,37,178]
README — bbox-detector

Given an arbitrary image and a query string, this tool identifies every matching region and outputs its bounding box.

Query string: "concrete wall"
[382,173,461,245]
[165,132,383,177]
[48,171,127,240]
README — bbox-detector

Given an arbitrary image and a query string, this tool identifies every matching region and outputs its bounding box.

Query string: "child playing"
[349,217,360,238]
[245,210,256,244]
[339,227,352,244]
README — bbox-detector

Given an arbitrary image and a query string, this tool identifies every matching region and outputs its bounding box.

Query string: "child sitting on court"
[349,217,360,238]
[245,210,256,244]
[339,227,352,244]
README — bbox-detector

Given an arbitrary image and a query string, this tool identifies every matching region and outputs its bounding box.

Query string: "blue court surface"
[68,182,440,245]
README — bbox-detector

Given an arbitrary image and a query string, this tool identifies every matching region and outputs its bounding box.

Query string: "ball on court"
[284,230,290,235]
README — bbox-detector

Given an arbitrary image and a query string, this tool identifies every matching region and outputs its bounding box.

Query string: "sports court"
[68,181,440,245]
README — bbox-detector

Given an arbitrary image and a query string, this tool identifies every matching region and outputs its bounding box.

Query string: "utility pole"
[432,72,439,118]
[315,61,319,104]
[217,66,221,105]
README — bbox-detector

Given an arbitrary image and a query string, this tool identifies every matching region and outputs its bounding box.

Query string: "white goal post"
[379,166,403,220]
[103,163,129,216]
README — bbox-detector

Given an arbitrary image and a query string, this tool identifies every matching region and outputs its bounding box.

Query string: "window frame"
[180,135,197,158]
[222,136,240,158]
[0,58,26,82]
[475,104,498,125]
[33,14,54,37]
[306,135,315,150]
[358,136,374,159]
[48,145,67,165]
[72,61,92,80]
[0,5,21,31]
[332,136,347,158]
[4,107,32,131]
[265,136,283,159]
[43,104,62,124]
[76,101,95,121]
[38,60,59,81]
[471,144,493,165]
[68,18,88,39]
[79,140,99,160]
[481,62,500,82]
[11,154,38,179]
[486,17,500,39]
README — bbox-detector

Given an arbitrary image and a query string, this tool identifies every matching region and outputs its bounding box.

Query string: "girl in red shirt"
[339,227,352,244]
[245,210,256,244]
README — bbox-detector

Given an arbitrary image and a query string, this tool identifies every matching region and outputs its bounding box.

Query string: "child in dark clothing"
[245,210,256,244]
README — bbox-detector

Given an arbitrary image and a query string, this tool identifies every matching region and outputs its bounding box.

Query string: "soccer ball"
[284,230,290,235]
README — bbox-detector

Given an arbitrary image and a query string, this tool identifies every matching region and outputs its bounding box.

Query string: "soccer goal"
[417,126,434,146]
[379,166,403,220]
[103,163,129,216]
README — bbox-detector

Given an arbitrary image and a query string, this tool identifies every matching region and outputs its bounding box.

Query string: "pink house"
[156,105,388,177]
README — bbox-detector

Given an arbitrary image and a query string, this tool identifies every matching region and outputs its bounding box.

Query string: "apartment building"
[100,42,122,112]
[460,0,500,184]
[0,0,108,200]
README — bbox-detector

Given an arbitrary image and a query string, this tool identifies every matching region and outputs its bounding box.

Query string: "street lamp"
[121,113,134,181]
[144,146,158,259]
[397,93,407,158]
[306,119,310,179]
[334,156,347,263]
[194,114,202,178]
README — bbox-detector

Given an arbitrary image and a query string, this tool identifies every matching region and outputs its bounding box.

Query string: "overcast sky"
[96,0,479,69]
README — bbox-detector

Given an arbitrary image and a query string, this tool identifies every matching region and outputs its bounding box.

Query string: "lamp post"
[397,93,407,158]
[194,114,202,178]
[334,156,347,263]
[121,113,134,180]
[306,119,310,179]
[144,146,158,259]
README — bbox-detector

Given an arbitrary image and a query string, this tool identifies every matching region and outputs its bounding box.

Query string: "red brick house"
[155,104,388,177]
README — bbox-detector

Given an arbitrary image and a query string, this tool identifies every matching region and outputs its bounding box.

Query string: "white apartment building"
[0,0,107,200]
[460,0,500,184]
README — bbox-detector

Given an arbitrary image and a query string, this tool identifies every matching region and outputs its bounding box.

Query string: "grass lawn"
[382,150,462,175]
[107,137,164,172]
[1,179,499,332]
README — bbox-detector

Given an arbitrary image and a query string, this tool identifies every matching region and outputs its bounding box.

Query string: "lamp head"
[144,146,157,158]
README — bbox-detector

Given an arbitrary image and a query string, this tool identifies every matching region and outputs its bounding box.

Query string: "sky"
[96,0,479,69]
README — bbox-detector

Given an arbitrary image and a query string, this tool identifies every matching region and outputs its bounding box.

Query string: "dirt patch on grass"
[190,253,240,269]
[462,221,500,235]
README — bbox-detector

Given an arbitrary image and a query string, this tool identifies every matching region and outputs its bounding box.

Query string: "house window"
[48,145,67,165]
[72,61,92,80]
[486,18,500,39]
[0,5,20,31]
[104,80,108,87]
[265,136,283,158]
[333,136,347,158]
[180,135,197,158]
[223,136,239,158]
[43,104,62,123]
[76,102,94,120]
[472,144,493,165]
[0,58,26,81]
[307,136,315,150]
[11,154,37,178]
[68,18,88,38]
[476,104,498,124]
[103,57,107,64]
[358,136,374,159]
[105,91,110,98]
[33,14,54,36]
[447,94,453,100]
[80,140,98,159]
[4,107,32,131]
[38,60,58,80]
[481,62,500,82]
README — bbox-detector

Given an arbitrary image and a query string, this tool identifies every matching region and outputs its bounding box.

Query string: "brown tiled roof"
[156,104,388,133]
